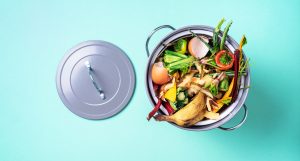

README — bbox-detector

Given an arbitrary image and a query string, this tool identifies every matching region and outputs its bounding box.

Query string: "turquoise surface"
[0,0,299,161]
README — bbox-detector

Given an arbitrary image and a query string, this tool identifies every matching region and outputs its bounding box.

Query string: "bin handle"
[145,25,175,57]
[218,104,248,131]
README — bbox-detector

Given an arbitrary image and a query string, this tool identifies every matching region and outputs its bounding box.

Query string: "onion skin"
[188,36,209,59]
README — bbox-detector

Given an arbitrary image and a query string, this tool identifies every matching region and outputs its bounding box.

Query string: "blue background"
[0,0,299,161]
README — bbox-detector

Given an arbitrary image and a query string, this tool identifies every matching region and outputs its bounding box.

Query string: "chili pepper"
[147,99,162,121]
[162,101,174,115]
[231,50,240,101]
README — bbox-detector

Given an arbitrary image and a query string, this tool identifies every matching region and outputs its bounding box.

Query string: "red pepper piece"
[215,50,234,70]
[147,99,162,121]
[153,83,159,92]
[231,50,240,101]
[162,101,174,115]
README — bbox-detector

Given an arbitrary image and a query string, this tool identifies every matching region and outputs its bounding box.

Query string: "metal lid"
[56,40,135,120]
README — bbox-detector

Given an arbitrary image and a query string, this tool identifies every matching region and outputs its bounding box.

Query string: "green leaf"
[219,78,229,91]
[166,56,194,68]
[165,50,187,58]
[219,52,233,65]
[209,84,218,96]
[221,97,232,105]
[210,46,219,57]
[166,56,194,74]
[169,101,178,111]
[164,54,183,64]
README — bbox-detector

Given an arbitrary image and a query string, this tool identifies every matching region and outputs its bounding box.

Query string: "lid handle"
[85,61,105,100]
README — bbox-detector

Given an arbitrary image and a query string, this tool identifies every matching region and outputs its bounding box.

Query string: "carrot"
[231,50,240,101]
[231,35,247,101]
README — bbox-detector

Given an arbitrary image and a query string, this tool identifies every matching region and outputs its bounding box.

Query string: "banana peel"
[154,92,206,127]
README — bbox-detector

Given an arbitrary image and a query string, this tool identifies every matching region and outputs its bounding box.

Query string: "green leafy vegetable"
[221,97,232,105]
[176,88,188,110]
[165,50,187,58]
[204,59,219,68]
[219,52,233,65]
[239,58,249,73]
[219,78,229,91]
[164,54,183,64]
[209,83,218,96]
[209,71,247,77]
[166,56,195,75]
[164,50,188,64]
[164,55,182,64]
[169,101,177,111]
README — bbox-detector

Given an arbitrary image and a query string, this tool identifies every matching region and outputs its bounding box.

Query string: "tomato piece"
[215,50,234,70]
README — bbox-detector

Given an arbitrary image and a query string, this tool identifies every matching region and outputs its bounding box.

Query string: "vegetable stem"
[209,71,247,77]
[238,35,247,69]
[220,21,233,50]
[213,18,225,47]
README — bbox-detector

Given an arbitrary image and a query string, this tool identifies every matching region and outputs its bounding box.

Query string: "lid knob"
[85,61,105,100]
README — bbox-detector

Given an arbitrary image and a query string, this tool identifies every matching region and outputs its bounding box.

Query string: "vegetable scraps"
[148,18,249,126]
